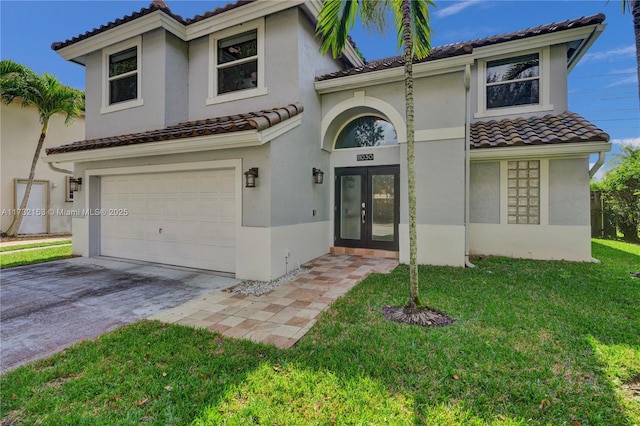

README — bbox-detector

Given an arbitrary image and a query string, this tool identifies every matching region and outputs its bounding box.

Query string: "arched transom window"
[335,116,398,149]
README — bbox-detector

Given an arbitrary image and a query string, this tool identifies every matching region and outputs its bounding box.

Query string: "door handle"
[361,209,365,224]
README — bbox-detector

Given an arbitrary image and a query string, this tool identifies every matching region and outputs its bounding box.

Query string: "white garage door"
[101,169,236,273]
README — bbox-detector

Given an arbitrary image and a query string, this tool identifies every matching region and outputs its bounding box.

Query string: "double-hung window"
[486,53,540,109]
[476,48,552,118]
[208,19,266,104]
[217,30,258,94]
[102,37,142,113]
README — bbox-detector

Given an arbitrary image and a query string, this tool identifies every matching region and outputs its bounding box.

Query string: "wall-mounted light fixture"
[68,177,83,192]
[312,168,324,184]
[244,167,259,188]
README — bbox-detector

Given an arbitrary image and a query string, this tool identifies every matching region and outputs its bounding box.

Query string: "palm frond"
[622,0,631,13]
[1,60,84,125]
[316,0,359,58]
[390,0,433,59]
[410,0,434,59]
[0,59,34,105]
[359,0,389,35]
[316,0,434,60]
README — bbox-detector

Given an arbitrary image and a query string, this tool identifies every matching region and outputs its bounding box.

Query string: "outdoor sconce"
[68,177,83,192]
[244,167,259,188]
[312,168,324,184]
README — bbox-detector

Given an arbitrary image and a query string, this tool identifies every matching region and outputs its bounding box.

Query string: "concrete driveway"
[0,257,239,373]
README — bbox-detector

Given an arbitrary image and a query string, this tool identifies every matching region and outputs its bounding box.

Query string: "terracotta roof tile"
[51,1,254,51]
[45,103,303,155]
[470,111,609,149]
[463,13,604,48]
[315,44,473,81]
[316,13,605,81]
[184,0,255,24]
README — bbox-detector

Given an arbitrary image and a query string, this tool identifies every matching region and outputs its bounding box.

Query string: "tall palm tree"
[622,0,640,103]
[317,0,453,325]
[1,60,84,237]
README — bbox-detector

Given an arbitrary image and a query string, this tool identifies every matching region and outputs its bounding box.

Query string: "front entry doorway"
[335,166,400,251]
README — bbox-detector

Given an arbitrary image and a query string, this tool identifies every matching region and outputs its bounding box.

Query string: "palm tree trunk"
[5,120,49,237]
[633,0,640,104]
[402,0,420,311]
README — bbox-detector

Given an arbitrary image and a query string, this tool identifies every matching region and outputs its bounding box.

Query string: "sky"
[1,0,638,178]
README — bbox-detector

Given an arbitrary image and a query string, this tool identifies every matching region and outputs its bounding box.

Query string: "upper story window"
[486,53,539,109]
[476,48,552,118]
[208,19,266,105]
[109,47,138,104]
[217,30,258,94]
[335,116,398,149]
[101,37,143,114]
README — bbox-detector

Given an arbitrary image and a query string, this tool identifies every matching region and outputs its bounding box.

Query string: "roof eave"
[567,23,606,72]
[315,53,474,94]
[185,0,303,40]
[470,141,612,160]
[43,114,302,163]
[470,24,605,60]
[54,10,186,62]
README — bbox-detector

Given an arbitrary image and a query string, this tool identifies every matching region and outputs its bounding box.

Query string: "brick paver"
[149,252,398,348]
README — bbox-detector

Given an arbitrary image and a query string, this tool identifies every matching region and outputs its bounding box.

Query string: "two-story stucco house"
[44,0,611,281]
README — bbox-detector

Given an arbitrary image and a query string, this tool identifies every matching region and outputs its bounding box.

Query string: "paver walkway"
[149,252,399,348]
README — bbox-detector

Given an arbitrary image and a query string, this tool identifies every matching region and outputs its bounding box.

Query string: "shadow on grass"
[2,241,638,424]
[191,244,638,424]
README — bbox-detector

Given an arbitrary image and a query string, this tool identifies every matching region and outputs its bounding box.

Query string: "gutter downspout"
[464,64,475,268]
[48,162,73,175]
[589,151,606,179]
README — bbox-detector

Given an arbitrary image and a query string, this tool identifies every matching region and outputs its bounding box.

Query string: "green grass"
[0,245,73,269]
[0,239,71,252]
[1,240,638,425]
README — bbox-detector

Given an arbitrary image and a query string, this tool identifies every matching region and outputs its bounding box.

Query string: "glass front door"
[335,166,399,251]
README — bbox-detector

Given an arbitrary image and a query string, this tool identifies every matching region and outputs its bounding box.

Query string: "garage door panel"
[128,198,147,216]
[101,168,236,273]
[181,176,200,193]
[178,198,201,217]
[218,197,235,218]
[128,218,146,239]
[162,198,183,217]
[143,218,163,239]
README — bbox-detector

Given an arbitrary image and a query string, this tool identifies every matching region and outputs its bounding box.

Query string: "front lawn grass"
[0,245,73,269]
[0,239,71,252]
[1,240,638,425]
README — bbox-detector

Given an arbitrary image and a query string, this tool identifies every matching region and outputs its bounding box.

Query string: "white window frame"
[101,37,143,114]
[207,18,267,105]
[475,47,552,119]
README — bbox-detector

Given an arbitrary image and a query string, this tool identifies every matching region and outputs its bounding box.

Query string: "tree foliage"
[0,59,84,236]
[600,145,640,242]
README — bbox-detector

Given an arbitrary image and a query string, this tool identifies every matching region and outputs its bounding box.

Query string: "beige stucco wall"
[469,157,593,261]
[1,101,85,234]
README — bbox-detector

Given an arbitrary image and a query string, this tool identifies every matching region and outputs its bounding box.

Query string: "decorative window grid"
[507,160,540,224]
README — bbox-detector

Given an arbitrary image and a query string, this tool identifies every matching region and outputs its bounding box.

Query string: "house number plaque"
[357,153,374,161]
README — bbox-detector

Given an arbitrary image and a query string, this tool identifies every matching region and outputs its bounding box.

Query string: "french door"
[335,166,399,251]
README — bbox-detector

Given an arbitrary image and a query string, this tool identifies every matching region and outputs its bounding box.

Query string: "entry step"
[330,247,399,259]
